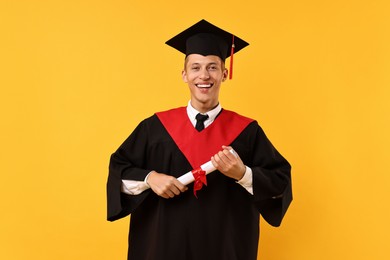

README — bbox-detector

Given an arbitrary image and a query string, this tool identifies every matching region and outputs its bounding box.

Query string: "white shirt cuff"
[236,166,253,195]
[121,173,151,195]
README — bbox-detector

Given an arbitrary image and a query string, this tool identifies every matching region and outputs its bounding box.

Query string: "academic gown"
[107,108,292,260]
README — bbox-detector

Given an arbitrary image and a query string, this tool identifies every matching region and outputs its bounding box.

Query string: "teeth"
[197,84,212,88]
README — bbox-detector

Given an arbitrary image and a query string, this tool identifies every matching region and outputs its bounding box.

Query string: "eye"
[191,66,200,71]
[208,65,218,71]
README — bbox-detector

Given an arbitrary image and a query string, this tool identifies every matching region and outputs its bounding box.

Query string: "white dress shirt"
[121,102,253,195]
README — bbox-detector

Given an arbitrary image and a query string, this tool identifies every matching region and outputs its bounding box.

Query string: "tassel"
[229,35,235,80]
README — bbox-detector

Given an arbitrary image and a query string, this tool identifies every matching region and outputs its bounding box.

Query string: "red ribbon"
[192,167,207,198]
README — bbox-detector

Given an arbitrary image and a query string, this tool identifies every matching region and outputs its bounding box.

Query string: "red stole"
[156,107,254,169]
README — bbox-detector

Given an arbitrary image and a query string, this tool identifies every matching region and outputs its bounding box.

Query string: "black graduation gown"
[107,109,292,260]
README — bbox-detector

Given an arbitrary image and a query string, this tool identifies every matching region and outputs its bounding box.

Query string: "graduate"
[107,19,292,260]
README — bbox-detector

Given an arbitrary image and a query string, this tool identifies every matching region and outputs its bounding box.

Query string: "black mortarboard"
[165,19,249,79]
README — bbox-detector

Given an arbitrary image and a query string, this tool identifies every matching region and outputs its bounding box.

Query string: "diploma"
[177,161,215,185]
[121,163,214,196]
[121,149,236,197]
[177,149,237,197]
[177,149,236,185]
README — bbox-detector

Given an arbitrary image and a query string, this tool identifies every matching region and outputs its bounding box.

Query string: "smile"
[196,83,213,88]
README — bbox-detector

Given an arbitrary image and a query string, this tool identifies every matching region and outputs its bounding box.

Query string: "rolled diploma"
[177,161,216,185]
[121,149,236,195]
[176,149,236,185]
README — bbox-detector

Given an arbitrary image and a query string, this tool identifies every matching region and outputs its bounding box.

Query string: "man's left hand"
[211,145,246,180]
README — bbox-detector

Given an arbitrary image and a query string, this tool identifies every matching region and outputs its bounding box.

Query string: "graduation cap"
[165,19,249,79]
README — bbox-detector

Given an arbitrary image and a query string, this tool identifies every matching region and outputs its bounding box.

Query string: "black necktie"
[195,113,209,132]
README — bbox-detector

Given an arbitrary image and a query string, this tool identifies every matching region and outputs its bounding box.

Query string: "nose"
[199,68,210,80]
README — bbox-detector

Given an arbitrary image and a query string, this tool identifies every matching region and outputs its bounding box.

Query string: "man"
[107,19,292,260]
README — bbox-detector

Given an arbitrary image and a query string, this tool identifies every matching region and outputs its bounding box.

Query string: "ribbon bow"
[192,167,207,198]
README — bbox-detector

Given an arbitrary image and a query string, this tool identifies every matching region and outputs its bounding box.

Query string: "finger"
[211,156,219,169]
[161,182,187,198]
[222,146,238,160]
[161,193,170,199]
[214,153,230,172]
[213,152,225,165]
[222,149,235,161]
[173,179,188,192]
[156,188,170,199]
[171,184,184,196]
[163,188,176,198]
[218,150,232,165]
[222,145,232,151]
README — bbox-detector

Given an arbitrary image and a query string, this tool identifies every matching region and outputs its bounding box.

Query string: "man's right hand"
[147,171,188,199]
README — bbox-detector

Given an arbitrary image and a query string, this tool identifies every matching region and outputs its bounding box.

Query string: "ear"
[182,70,188,83]
[222,68,228,82]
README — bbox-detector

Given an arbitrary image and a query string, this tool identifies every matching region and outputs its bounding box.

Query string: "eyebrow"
[190,62,219,66]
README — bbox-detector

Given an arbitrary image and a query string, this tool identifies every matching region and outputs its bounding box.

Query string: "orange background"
[1,0,389,259]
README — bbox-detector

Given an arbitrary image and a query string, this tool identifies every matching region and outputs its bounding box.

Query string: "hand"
[211,145,246,180]
[147,171,188,199]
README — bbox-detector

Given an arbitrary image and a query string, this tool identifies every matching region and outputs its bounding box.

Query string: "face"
[182,54,228,113]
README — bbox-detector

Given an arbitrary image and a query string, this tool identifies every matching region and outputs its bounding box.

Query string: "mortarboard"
[165,19,249,79]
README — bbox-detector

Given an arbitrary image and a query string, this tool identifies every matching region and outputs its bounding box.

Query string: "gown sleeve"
[106,118,152,222]
[243,122,292,227]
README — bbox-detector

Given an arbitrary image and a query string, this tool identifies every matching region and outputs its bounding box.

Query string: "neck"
[191,101,219,114]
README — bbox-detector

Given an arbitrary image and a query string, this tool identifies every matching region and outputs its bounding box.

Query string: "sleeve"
[106,118,153,222]
[236,166,253,194]
[248,123,293,227]
[121,179,150,195]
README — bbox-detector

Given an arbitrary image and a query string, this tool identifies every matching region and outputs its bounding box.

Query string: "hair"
[183,55,226,71]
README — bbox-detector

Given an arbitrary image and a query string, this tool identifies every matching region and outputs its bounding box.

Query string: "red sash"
[156,107,254,169]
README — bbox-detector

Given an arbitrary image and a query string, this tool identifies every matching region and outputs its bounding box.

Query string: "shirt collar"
[186,101,222,128]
